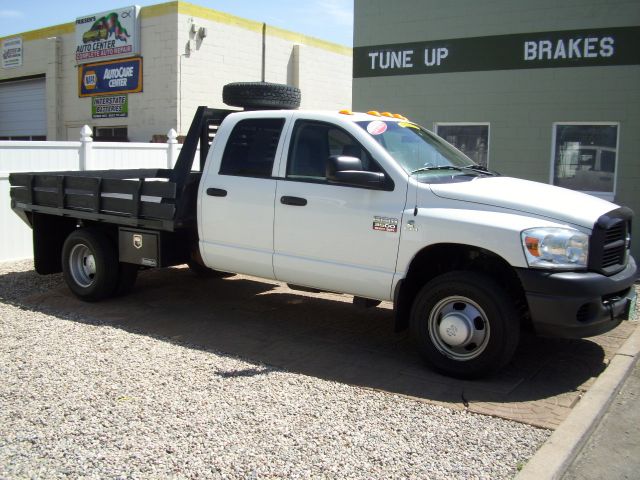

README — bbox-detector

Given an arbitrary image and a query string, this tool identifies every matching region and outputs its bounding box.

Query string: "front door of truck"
[273,119,408,300]
[199,114,291,279]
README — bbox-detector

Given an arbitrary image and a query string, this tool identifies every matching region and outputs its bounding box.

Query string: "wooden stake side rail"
[9,169,180,231]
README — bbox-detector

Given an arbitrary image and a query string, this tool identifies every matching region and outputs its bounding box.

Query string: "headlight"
[521,228,589,270]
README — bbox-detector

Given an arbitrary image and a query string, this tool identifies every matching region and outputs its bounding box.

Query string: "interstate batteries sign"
[75,5,140,64]
[353,26,640,77]
[92,95,128,119]
[79,57,142,97]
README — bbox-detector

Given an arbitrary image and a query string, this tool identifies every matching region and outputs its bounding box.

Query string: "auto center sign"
[354,26,640,77]
[75,5,140,64]
[79,57,142,97]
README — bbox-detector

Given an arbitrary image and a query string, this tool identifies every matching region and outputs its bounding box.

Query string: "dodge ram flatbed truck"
[9,82,637,378]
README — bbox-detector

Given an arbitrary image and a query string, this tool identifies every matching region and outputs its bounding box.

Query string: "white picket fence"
[0,127,194,262]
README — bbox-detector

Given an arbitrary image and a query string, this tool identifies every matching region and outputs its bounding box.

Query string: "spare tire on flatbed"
[223,82,301,110]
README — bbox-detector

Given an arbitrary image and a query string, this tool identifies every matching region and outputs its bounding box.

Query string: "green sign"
[91,94,128,118]
[354,26,640,77]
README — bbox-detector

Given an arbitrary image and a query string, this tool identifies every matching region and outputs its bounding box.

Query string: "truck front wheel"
[62,228,119,302]
[410,271,520,379]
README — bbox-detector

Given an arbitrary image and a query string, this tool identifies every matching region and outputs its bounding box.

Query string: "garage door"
[0,77,46,140]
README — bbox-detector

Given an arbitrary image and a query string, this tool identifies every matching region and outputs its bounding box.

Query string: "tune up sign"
[354,26,640,77]
[78,57,143,97]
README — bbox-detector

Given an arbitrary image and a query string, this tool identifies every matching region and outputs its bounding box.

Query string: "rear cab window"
[219,118,285,178]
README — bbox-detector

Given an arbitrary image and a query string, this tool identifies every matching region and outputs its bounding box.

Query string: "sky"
[0,0,354,46]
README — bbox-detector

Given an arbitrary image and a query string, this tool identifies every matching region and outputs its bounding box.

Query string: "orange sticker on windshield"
[367,120,387,135]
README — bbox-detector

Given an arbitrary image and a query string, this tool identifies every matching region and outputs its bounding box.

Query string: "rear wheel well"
[33,215,119,274]
[394,243,529,332]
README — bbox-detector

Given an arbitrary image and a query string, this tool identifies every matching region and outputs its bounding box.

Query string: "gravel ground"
[0,260,550,479]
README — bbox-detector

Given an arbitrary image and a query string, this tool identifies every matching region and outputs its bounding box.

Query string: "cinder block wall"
[0,1,352,143]
[176,4,352,132]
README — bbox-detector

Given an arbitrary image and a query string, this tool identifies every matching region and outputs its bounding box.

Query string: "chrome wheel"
[427,295,490,361]
[69,243,96,288]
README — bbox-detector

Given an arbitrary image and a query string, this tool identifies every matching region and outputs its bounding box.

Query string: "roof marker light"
[380,112,394,117]
[393,113,408,120]
[367,110,381,116]
[339,109,354,115]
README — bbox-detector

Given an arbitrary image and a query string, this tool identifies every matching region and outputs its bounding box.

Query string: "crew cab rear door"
[198,112,293,278]
[273,116,408,301]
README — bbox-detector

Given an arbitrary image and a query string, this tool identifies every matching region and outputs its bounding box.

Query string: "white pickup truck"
[9,82,637,378]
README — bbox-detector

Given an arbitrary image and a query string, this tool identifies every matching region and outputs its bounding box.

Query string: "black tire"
[222,82,301,110]
[115,263,139,296]
[410,271,520,379]
[61,228,119,302]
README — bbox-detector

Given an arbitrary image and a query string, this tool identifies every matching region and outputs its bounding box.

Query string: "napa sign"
[75,6,141,64]
[78,58,142,97]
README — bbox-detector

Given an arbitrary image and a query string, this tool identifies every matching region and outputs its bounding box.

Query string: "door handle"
[280,196,307,206]
[206,188,227,197]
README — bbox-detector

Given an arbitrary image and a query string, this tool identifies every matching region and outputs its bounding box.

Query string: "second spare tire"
[223,82,301,110]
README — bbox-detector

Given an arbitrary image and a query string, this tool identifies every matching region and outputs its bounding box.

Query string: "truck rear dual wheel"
[62,228,138,302]
[410,271,520,379]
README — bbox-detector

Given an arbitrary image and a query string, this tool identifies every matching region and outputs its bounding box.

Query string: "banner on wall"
[92,95,128,118]
[75,5,141,64]
[2,37,23,69]
[78,57,142,97]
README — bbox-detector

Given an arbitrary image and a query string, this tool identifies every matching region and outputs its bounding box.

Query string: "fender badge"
[405,220,418,232]
[373,216,398,233]
[133,234,143,249]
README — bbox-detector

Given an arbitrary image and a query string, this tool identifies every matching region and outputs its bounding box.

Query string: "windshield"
[356,120,478,175]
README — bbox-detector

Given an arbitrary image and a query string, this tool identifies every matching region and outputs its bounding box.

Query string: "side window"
[219,118,285,178]
[287,121,380,181]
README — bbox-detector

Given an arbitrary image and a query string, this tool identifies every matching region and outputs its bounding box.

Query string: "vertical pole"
[79,125,93,171]
[167,128,178,169]
[261,23,266,82]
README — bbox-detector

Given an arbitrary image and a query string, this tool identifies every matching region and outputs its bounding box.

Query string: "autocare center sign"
[79,57,142,97]
[75,6,140,63]
[353,26,640,77]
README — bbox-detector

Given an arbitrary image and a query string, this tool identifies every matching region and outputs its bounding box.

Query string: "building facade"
[0,1,352,142]
[353,0,640,259]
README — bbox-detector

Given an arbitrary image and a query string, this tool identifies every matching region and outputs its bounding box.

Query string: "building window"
[0,135,46,141]
[94,126,128,142]
[552,123,618,200]
[219,118,285,178]
[435,124,489,167]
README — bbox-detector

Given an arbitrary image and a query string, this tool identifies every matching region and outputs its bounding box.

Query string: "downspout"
[261,23,266,82]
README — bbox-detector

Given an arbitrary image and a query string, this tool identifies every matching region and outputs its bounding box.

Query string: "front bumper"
[516,256,637,338]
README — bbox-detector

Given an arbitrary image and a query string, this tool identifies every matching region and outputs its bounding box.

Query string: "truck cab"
[198,107,636,377]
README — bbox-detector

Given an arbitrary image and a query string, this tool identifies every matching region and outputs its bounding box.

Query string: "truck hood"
[429,176,616,228]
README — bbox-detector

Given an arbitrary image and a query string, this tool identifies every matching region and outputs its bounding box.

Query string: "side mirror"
[326,155,385,189]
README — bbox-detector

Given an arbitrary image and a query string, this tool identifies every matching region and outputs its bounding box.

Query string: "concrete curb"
[515,322,640,480]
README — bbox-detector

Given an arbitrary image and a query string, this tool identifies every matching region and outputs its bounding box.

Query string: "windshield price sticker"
[367,120,388,135]
[373,216,398,233]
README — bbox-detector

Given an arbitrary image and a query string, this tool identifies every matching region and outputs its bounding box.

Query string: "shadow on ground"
[2,265,632,429]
